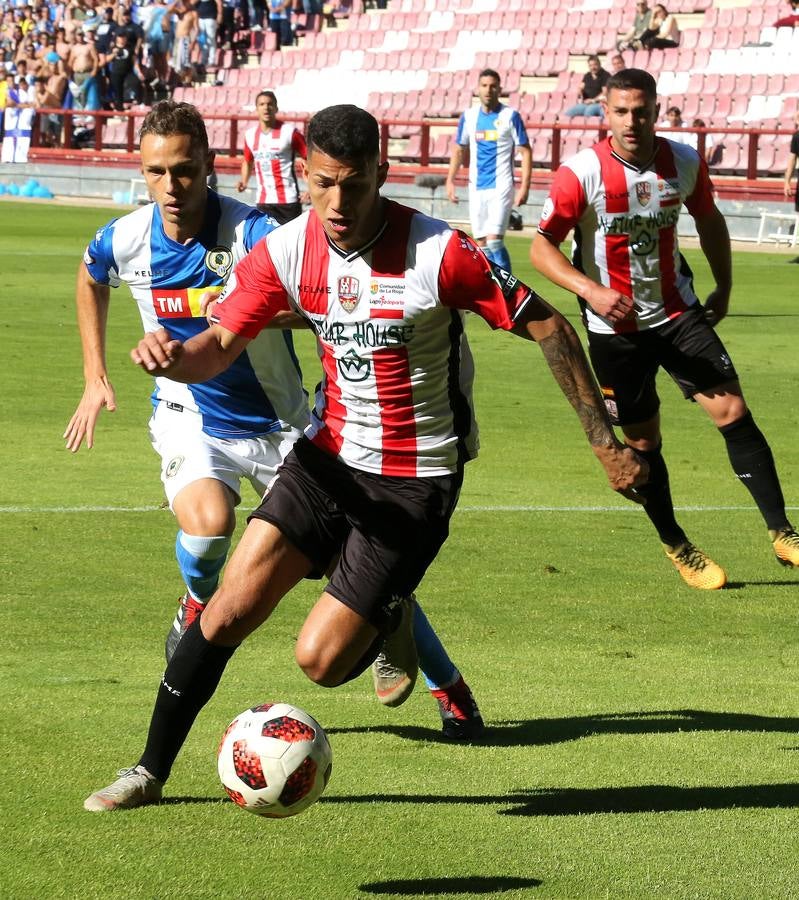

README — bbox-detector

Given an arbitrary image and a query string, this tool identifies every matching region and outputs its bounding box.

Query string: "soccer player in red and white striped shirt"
[84,105,645,809]
[532,67,799,589]
[237,90,307,225]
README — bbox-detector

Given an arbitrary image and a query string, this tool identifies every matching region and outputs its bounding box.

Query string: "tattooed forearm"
[537,328,617,448]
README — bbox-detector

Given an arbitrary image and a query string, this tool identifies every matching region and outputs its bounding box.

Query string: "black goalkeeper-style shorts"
[587,305,739,426]
[249,437,464,629]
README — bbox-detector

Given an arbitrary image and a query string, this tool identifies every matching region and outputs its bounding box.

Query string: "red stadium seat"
[680,29,699,50]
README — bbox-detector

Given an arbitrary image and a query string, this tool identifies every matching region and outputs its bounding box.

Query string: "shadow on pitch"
[326,708,799,747]
[359,876,542,895]
[323,783,799,817]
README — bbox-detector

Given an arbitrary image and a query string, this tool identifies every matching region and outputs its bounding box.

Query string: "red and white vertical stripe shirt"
[538,136,717,335]
[242,122,307,205]
[214,200,533,477]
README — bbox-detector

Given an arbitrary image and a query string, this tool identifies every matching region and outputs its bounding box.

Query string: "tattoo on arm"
[537,329,616,448]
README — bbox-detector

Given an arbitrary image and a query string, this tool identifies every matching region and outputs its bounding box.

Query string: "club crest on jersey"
[205,247,233,278]
[635,182,652,207]
[337,276,360,313]
[165,455,184,478]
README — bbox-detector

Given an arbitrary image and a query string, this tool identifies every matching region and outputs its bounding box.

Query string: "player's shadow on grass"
[359,875,542,895]
[729,580,799,588]
[324,783,799,817]
[497,783,799,816]
[326,708,799,747]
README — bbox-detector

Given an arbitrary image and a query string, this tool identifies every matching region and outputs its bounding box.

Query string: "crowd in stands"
[1,0,798,179]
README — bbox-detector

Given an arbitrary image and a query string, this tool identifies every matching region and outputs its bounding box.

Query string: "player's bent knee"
[294,644,343,687]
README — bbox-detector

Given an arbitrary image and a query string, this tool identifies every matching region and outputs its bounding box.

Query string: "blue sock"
[486,238,512,272]
[413,603,458,690]
[175,531,231,603]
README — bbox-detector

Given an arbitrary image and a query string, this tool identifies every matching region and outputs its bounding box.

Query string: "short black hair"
[140,100,209,157]
[478,68,500,83]
[307,104,378,162]
[606,67,657,101]
[255,90,277,105]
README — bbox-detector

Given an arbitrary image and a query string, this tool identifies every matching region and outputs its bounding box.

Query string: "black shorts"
[256,202,303,225]
[587,305,739,426]
[249,438,464,629]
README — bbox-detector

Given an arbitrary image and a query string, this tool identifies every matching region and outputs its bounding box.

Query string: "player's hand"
[703,288,730,326]
[131,328,184,374]
[63,375,117,452]
[445,181,458,203]
[514,187,529,207]
[785,182,794,199]
[592,443,649,504]
[585,283,635,324]
[199,289,222,324]
[236,180,246,193]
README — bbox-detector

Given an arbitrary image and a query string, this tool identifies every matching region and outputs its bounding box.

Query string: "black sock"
[719,412,788,531]
[139,617,238,783]
[635,443,687,546]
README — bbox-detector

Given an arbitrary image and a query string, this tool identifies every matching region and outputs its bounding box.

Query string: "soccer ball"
[217,702,333,818]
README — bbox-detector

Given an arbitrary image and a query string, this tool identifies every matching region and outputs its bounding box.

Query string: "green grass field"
[2,200,799,899]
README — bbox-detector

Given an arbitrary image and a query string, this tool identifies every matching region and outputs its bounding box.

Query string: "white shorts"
[469,186,514,239]
[148,401,303,510]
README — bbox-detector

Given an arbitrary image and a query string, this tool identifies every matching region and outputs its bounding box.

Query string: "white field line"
[1,505,797,514]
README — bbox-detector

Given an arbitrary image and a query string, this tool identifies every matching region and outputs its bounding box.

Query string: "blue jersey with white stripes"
[83,191,309,439]
[455,103,529,191]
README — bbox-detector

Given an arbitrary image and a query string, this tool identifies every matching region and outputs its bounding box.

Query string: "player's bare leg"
[166,478,238,661]
[295,592,387,687]
[84,520,311,811]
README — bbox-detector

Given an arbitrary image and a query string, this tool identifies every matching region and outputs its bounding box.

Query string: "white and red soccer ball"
[217,703,332,818]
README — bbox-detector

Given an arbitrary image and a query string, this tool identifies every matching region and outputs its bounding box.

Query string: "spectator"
[565,55,609,118]
[618,0,650,51]
[112,6,144,60]
[298,0,321,33]
[656,105,689,142]
[140,0,171,85]
[640,4,680,49]
[268,0,291,49]
[218,0,238,50]
[194,0,221,68]
[691,118,719,165]
[609,52,625,74]
[67,25,100,109]
[0,67,12,139]
[170,0,197,80]
[32,5,54,36]
[774,0,799,27]
[35,33,59,69]
[94,6,115,54]
[106,30,140,108]
[784,110,799,263]
[55,25,71,59]
[33,67,66,145]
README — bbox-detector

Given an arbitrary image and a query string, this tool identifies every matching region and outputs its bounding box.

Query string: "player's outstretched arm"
[130,324,250,383]
[63,263,117,453]
[512,296,648,500]
[514,144,532,208]
[694,206,732,326]
[445,143,464,203]
[530,232,635,324]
